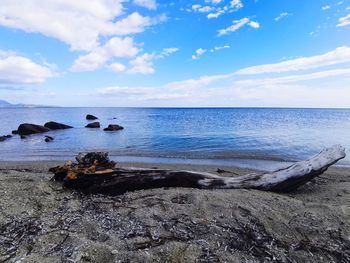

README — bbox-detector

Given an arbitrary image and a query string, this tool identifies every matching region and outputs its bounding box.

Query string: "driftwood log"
[49,145,346,195]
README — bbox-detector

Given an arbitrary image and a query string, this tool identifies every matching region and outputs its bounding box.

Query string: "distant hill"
[0,99,12,107]
[0,99,54,108]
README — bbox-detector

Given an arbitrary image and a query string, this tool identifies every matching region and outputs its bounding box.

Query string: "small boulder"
[103,124,124,131]
[86,114,98,120]
[44,121,73,130]
[85,122,100,128]
[12,130,18,135]
[45,135,54,142]
[17,123,50,136]
[0,135,12,142]
[20,135,27,139]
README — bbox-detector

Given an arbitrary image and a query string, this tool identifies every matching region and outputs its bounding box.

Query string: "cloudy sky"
[0,0,349,107]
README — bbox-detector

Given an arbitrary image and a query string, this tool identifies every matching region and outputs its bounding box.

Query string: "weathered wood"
[50,145,346,195]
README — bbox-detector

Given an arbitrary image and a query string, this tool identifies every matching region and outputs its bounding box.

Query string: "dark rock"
[103,124,124,131]
[44,121,73,130]
[12,130,18,135]
[20,135,27,139]
[17,123,50,136]
[0,135,11,142]
[85,122,100,128]
[86,114,98,120]
[45,136,54,142]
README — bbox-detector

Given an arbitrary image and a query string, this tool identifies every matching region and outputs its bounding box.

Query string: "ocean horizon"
[1,107,349,169]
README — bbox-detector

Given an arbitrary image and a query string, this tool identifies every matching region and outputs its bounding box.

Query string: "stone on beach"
[103,124,124,131]
[85,122,100,128]
[86,114,98,120]
[44,121,73,130]
[17,123,50,136]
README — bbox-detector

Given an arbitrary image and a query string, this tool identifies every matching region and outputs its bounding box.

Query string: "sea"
[0,107,349,170]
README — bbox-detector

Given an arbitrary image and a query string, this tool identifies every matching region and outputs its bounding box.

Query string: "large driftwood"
[50,145,346,195]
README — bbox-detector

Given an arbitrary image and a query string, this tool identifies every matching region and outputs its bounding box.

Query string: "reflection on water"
[0,107,349,166]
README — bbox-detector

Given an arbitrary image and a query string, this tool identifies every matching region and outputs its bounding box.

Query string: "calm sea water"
[0,107,349,168]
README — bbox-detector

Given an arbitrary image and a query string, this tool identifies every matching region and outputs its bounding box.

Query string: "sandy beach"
[0,160,349,263]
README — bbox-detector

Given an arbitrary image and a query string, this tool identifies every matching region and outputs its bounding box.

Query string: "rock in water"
[85,122,100,128]
[103,124,124,131]
[45,135,54,142]
[12,130,18,135]
[17,123,50,135]
[86,114,98,120]
[44,121,73,130]
[0,135,12,142]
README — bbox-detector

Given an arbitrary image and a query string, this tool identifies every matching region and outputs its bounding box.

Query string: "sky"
[0,0,350,107]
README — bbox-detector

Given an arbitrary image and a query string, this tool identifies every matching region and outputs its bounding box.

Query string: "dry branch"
[49,145,346,195]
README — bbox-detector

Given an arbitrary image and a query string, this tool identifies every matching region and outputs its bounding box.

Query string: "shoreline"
[0,156,294,172]
[1,153,349,172]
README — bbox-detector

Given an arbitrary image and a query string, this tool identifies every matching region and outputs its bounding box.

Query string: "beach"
[1,160,349,262]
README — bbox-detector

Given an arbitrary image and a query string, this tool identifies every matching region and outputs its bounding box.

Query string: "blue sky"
[0,0,349,107]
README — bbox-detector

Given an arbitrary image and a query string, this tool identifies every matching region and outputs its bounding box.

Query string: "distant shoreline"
[1,106,350,110]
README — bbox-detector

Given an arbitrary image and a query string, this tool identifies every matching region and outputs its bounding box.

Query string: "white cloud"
[275,12,289,21]
[337,14,350,27]
[191,5,213,13]
[133,0,157,10]
[126,47,178,74]
[230,0,243,9]
[107,62,126,73]
[198,6,214,13]
[208,0,223,4]
[94,46,350,107]
[0,51,54,84]
[0,0,148,51]
[248,21,260,29]
[127,53,155,74]
[196,48,207,55]
[98,86,188,100]
[218,18,259,36]
[0,0,172,77]
[192,48,207,60]
[110,12,153,35]
[211,45,230,52]
[207,10,225,19]
[97,73,231,101]
[192,4,202,11]
[192,45,230,59]
[95,66,350,107]
[236,68,350,86]
[71,37,139,72]
[322,5,331,10]
[236,46,350,74]
[74,46,178,74]
[188,0,244,20]
[158,48,179,58]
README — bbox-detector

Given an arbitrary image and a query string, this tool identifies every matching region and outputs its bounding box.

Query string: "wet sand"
[0,161,349,262]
